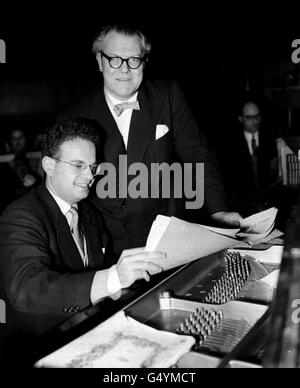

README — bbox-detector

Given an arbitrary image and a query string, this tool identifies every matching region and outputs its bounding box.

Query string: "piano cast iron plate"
[175,251,277,305]
[142,296,268,356]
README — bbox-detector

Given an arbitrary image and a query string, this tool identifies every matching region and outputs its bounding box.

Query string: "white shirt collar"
[104,88,138,106]
[244,130,259,142]
[46,184,77,216]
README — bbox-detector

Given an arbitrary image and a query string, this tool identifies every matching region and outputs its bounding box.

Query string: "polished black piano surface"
[30,243,283,368]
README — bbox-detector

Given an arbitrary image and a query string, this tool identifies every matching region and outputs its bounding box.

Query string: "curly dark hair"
[41,119,100,158]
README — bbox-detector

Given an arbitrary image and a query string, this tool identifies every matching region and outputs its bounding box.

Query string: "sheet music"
[145,209,280,271]
[35,311,195,368]
[145,216,238,271]
[200,208,278,241]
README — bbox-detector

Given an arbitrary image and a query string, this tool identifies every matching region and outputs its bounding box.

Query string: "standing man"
[0,119,164,338]
[239,101,263,188]
[217,100,278,214]
[61,24,242,260]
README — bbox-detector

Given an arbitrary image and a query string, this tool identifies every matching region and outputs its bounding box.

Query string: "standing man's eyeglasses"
[100,51,146,69]
[53,157,99,176]
[243,114,261,122]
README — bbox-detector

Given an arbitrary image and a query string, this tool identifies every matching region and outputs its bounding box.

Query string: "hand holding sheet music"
[145,216,238,271]
[145,208,280,271]
[201,207,278,242]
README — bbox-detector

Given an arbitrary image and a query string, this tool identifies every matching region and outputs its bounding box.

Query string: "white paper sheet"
[231,229,284,248]
[145,216,238,270]
[145,215,170,251]
[200,208,278,242]
[35,311,195,368]
[261,270,280,289]
[240,207,278,233]
[145,207,281,271]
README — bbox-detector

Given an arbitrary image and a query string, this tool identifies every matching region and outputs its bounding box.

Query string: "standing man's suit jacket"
[61,80,228,258]
[0,183,111,335]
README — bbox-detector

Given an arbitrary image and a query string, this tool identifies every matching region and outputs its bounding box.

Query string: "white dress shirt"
[244,131,259,156]
[45,185,122,304]
[104,88,138,149]
[46,185,88,263]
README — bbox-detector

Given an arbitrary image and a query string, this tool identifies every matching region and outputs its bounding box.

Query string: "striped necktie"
[66,206,86,264]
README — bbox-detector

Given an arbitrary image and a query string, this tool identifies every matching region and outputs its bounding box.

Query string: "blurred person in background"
[216,99,278,215]
[0,129,41,213]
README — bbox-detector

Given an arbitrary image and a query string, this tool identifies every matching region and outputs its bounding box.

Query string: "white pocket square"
[155,124,169,140]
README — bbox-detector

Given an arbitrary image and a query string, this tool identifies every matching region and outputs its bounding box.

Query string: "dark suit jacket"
[0,183,112,336]
[217,125,277,200]
[61,80,228,258]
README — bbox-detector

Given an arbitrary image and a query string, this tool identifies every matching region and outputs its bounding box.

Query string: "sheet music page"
[239,207,278,234]
[145,216,238,270]
[199,208,278,241]
[35,311,195,368]
[145,215,170,251]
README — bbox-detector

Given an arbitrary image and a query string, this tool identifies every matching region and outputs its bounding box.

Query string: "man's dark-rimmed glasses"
[100,51,145,69]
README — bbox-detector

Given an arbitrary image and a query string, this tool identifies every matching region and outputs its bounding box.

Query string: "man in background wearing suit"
[217,100,278,215]
[0,119,164,353]
[61,23,243,261]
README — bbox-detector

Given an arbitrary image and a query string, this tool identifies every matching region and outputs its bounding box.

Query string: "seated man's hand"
[210,211,243,227]
[116,247,166,289]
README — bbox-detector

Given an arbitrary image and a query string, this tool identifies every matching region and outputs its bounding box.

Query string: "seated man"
[0,119,165,340]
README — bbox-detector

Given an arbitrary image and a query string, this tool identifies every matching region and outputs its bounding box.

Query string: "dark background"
[0,4,299,150]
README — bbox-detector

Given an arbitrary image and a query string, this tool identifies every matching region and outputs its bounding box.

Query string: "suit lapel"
[79,203,106,269]
[127,83,163,165]
[92,84,164,165]
[37,185,85,270]
[92,89,126,164]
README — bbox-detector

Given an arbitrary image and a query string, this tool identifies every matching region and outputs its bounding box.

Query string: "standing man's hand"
[210,211,243,227]
[116,247,166,288]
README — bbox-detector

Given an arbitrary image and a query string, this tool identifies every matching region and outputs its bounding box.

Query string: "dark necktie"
[113,100,140,116]
[66,207,87,266]
[251,134,259,185]
[252,135,258,157]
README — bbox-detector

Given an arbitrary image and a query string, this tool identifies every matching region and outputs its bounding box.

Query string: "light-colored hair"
[92,24,152,57]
